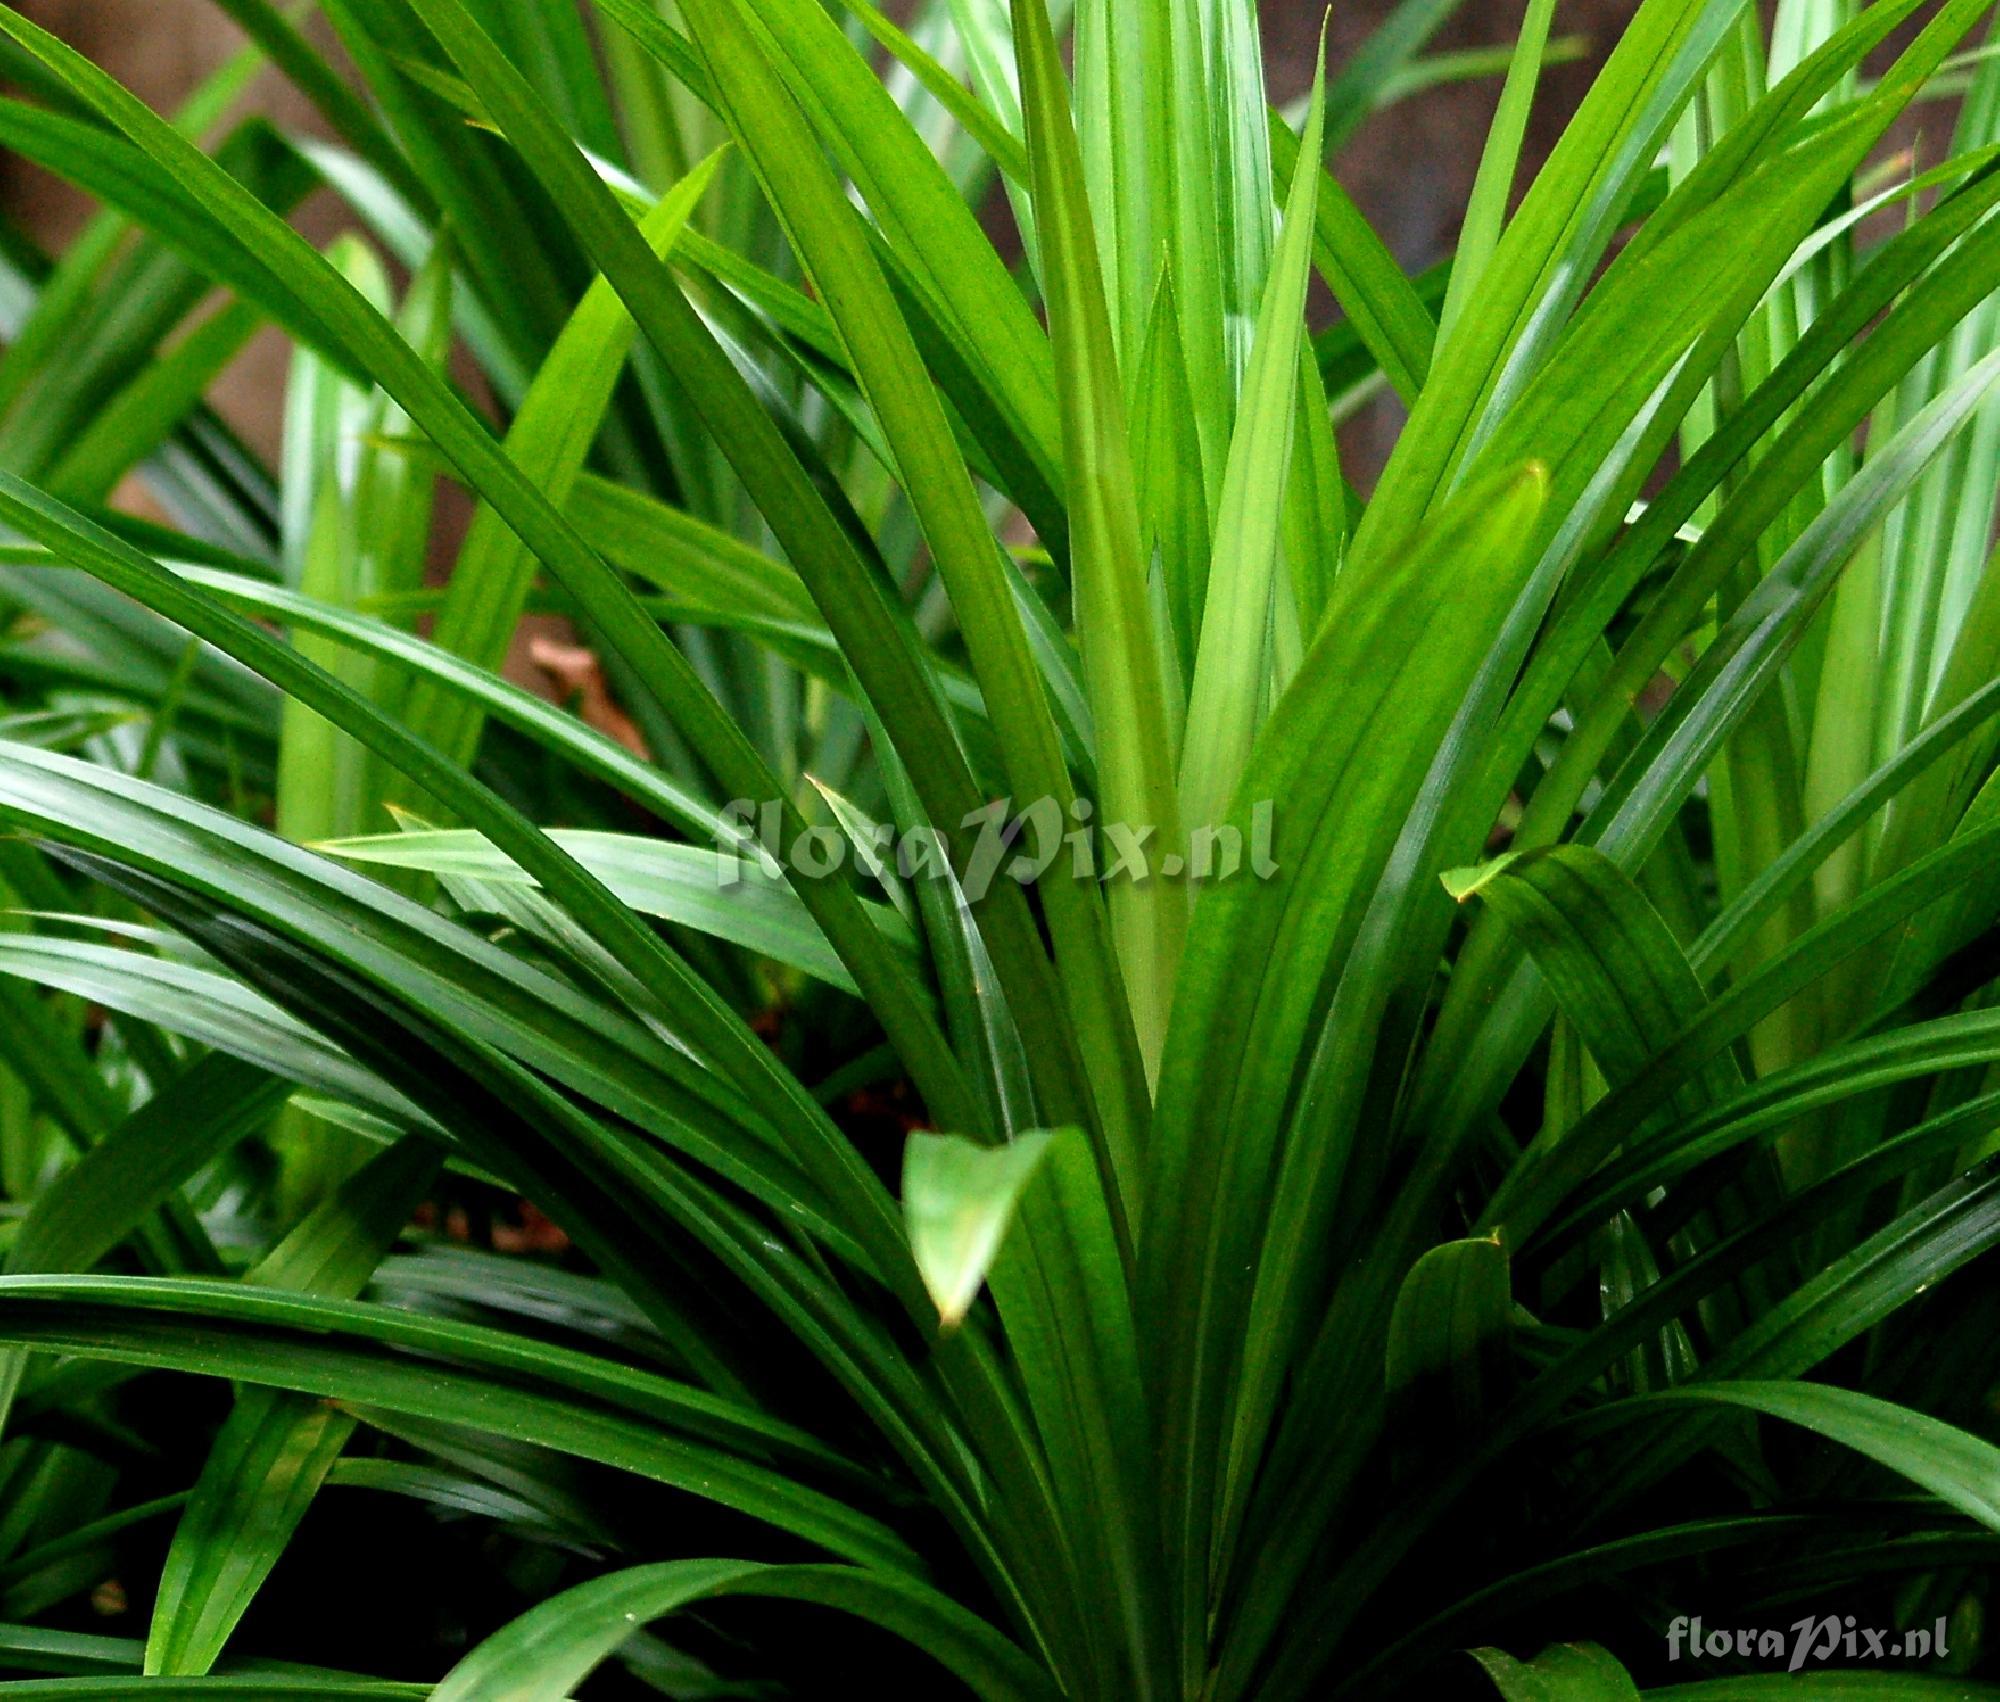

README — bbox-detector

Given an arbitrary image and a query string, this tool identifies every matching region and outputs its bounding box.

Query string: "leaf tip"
[1442,850,1524,903]
[903,1128,1060,1329]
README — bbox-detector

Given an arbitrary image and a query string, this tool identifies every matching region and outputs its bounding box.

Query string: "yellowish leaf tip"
[1441,852,1518,903]
[904,1129,1059,1331]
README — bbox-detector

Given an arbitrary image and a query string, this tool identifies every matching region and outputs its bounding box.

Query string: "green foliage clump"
[3,0,2000,1696]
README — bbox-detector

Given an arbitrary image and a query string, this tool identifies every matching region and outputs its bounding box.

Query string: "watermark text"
[716,797,1278,901]
[1668,1614,1949,1673]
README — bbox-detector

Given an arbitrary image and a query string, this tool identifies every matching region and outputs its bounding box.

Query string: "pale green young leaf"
[1130,268,1209,685]
[1179,58,1325,840]
[904,1128,1056,1327]
[1015,0,1184,1080]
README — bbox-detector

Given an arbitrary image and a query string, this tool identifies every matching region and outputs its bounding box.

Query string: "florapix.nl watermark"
[715,796,1278,901]
[1668,1614,1950,1673]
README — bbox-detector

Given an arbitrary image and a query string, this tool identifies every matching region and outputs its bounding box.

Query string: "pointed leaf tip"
[1441,853,1520,902]
[903,1129,1058,1327]
[1470,1641,1639,1702]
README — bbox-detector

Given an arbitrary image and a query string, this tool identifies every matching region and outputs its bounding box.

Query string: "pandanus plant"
[6,0,2000,1695]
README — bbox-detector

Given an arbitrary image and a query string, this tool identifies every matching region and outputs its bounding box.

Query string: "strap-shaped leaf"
[1015,0,1184,1079]
[1417,155,2000,1202]
[1179,62,1325,841]
[5,1057,288,1283]
[1592,1380,2000,1534]
[1586,1156,2000,1518]
[987,1123,1165,1693]
[1445,846,1740,1108]
[430,1557,1058,1702]
[0,745,867,1261]
[1141,459,1547,1701]
[1384,1234,1512,1443]
[318,827,913,994]
[1436,0,1558,344]
[0,1053,281,1435]
[0,1275,911,1573]
[1266,112,1435,406]
[403,149,721,766]
[147,1138,440,1674]
[619,0,1136,1185]
[1130,268,1208,683]
[695,0,1061,494]
[0,1,975,1158]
